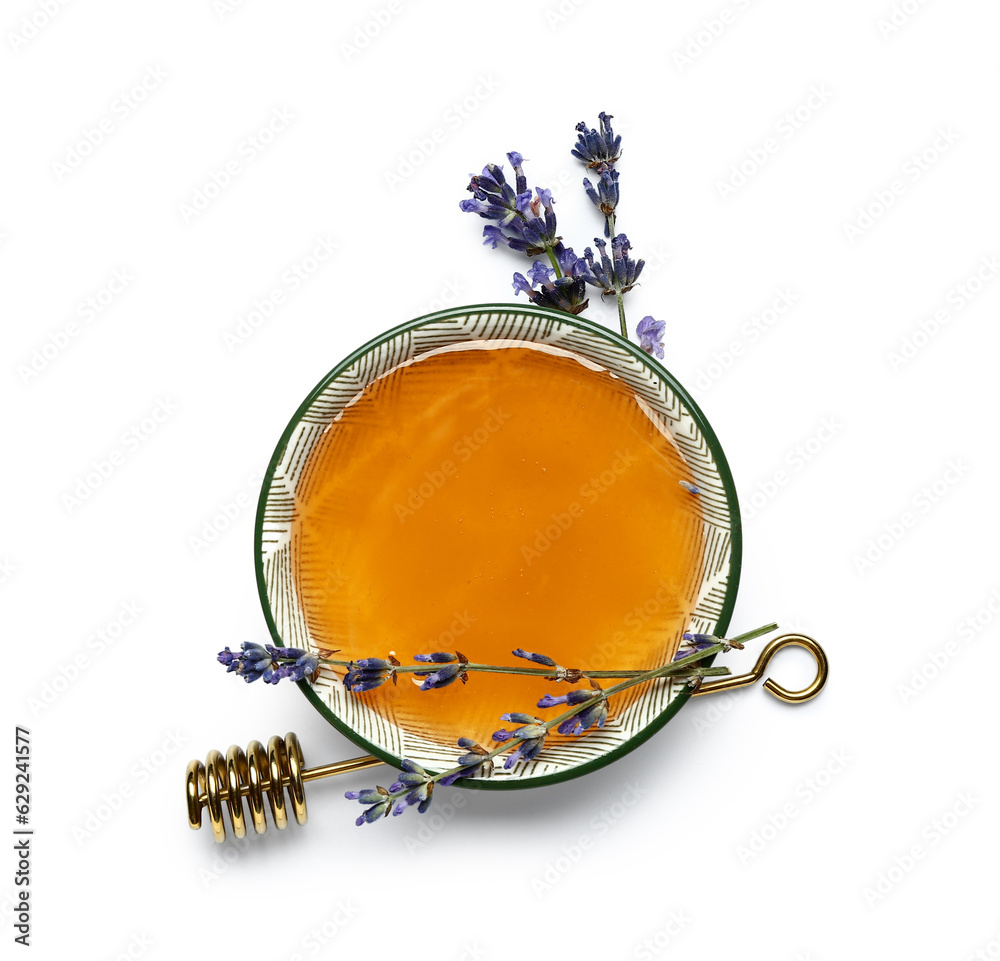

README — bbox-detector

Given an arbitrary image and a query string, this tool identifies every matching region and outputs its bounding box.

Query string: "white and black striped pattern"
[258,306,740,784]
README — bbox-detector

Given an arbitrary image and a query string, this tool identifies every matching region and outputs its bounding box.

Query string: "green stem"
[545,245,563,279]
[729,623,779,646]
[509,205,562,280]
[319,621,780,684]
[359,624,779,815]
[616,291,627,339]
[404,624,778,789]
[317,659,732,681]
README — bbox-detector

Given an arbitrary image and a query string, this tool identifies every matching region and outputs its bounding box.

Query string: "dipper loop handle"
[691,633,828,703]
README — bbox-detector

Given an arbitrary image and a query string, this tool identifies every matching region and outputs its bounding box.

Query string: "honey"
[292,342,705,749]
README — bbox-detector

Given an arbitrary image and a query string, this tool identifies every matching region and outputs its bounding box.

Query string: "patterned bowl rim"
[254,302,742,790]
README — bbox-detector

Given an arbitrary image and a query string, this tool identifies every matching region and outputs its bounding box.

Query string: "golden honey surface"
[292,343,705,749]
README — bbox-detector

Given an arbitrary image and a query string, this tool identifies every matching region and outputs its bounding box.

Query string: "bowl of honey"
[254,303,741,788]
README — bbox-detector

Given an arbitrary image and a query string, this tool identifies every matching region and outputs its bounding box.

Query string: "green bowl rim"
[254,302,743,790]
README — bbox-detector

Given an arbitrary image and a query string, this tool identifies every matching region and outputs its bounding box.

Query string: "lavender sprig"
[220,646,734,687]
[571,113,645,339]
[462,155,575,277]
[343,624,778,824]
[583,167,620,237]
[571,112,622,169]
[461,112,671,353]
[217,642,320,685]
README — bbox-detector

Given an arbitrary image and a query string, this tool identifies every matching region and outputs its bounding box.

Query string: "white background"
[2,1,998,958]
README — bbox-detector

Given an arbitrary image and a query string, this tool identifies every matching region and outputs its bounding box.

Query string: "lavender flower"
[537,689,608,735]
[636,316,665,359]
[393,779,433,816]
[583,167,620,234]
[343,657,397,692]
[387,758,429,793]
[527,261,554,286]
[412,652,459,663]
[460,112,656,342]
[512,246,590,315]
[461,155,561,257]
[672,633,718,662]
[264,649,319,684]
[461,153,597,318]
[217,642,317,684]
[387,759,435,816]
[581,235,644,297]
[512,648,557,667]
[492,715,548,769]
[440,738,493,786]
[536,689,592,709]
[571,112,622,169]
[344,785,392,825]
[217,642,271,682]
[415,662,466,690]
[460,160,530,230]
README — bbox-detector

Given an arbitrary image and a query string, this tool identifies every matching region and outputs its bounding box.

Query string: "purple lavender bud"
[557,695,608,736]
[230,642,272,682]
[528,276,590,315]
[672,633,719,662]
[266,645,302,659]
[679,480,700,495]
[571,112,622,169]
[554,242,583,277]
[388,772,426,792]
[512,648,558,667]
[356,657,390,669]
[391,780,433,817]
[500,712,540,724]
[413,652,458,663]
[418,662,464,690]
[357,801,390,825]
[582,168,620,235]
[558,704,607,736]
[268,652,318,683]
[240,642,269,664]
[345,788,384,804]
[507,151,527,194]
[344,657,396,692]
[503,731,548,769]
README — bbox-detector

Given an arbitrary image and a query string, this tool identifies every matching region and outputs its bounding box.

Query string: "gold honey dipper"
[186,633,828,842]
